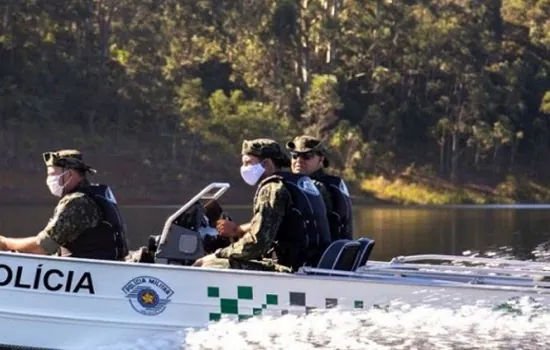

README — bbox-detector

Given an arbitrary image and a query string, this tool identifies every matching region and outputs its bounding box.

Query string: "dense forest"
[1,0,550,205]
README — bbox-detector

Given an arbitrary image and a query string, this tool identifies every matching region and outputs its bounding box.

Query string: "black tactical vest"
[312,172,353,240]
[257,171,331,271]
[60,183,129,260]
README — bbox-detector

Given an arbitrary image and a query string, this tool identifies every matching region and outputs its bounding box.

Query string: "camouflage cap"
[285,135,330,167]
[241,138,291,167]
[42,149,97,174]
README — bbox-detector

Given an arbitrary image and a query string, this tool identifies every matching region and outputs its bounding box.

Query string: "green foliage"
[2,0,550,203]
[206,89,294,153]
[302,74,342,139]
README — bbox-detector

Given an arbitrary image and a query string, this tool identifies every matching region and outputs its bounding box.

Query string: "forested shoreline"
[1,1,550,205]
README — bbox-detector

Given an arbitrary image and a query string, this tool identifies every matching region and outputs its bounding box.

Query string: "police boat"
[1,182,550,350]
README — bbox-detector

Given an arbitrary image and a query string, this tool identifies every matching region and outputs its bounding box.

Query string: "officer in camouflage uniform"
[286,135,354,241]
[193,138,332,272]
[193,139,293,272]
[0,150,128,260]
[286,136,333,212]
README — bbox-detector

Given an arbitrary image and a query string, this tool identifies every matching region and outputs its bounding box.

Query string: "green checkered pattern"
[207,285,280,321]
[207,286,530,322]
[207,285,365,322]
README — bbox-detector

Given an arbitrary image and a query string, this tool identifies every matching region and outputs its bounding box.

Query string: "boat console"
[148,183,234,266]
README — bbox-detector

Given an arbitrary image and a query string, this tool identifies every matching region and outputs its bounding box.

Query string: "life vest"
[256,171,332,270]
[60,183,129,260]
[313,172,353,240]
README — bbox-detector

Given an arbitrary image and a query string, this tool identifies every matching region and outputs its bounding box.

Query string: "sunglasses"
[291,151,317,160]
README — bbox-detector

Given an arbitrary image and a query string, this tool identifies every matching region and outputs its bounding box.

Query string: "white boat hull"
[0,252,549,350]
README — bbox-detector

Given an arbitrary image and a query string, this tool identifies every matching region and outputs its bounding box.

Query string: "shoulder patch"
[103,187,118,204]
[297,176,321,196]
[339,179,350,197]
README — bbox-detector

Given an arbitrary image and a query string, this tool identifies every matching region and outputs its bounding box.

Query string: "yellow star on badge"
[141,292,155,304]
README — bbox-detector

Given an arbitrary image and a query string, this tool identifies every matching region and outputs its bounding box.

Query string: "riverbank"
[359,173,550,205]
[2,167,549,206]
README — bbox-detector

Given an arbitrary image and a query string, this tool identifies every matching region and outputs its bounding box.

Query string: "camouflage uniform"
[285,135,333,211]
[202,139,293,273]
[37,150,102,255]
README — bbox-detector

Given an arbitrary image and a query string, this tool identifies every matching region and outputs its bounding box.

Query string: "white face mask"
[240,163,266,186]
[46,171,69,197]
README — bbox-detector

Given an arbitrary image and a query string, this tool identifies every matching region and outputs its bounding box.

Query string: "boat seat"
[316,239,348,270]
[352,237,376,270]
[316,239,362,271]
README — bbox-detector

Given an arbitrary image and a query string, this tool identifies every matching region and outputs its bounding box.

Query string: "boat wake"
[91,243,550,350]
[95,298,550,350]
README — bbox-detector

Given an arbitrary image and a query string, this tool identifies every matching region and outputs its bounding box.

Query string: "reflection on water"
[1,204,549,261]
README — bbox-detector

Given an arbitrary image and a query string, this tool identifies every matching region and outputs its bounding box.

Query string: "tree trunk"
[438,134,446,174]
[450,130,459,183]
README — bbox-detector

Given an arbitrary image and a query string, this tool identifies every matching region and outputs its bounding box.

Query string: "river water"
[1,204,550,349]
[3,203,549,261]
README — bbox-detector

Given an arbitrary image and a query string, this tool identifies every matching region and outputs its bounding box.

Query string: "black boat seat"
[352,237,376,270]
[316,239,362,272]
